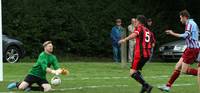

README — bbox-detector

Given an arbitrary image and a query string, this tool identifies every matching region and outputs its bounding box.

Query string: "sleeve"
[179,31,190,38]
[180,23,192,38]
[185,23,192,31]
[37,55,48,72]
[52,56,60,70]
[133,26,141,35]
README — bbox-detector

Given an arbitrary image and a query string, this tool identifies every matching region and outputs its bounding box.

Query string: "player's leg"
[32,77,51,92]
[181,62,197,75]
[130,57,152,93]
[159,49,199,91]
[130,57,147,86]
[130,68,149,93]
[23,78,50,92]
[198,65,200,92]
[18,75,40,91]
[7,75,33,90]
[158,57,182,92]
[24,77,50,92]
[197,52,200,91]
[181,49,198,75]
[7,81,23,90]
[166,58,182,86]
[18,81,29,90]
[7,81,31,92]
[41,84,52,92]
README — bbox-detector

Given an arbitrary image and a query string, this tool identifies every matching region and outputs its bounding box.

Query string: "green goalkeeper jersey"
[28,52,60,80]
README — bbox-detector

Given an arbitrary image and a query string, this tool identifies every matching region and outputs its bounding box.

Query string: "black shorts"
[24,74,48,87]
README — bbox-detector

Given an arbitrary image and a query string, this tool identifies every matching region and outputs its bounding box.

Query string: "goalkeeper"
[7,41,68,92]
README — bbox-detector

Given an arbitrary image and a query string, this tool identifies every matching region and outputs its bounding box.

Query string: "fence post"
[121,28,127,68]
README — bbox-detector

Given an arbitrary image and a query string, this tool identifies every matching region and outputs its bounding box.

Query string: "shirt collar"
[186,19,193,24]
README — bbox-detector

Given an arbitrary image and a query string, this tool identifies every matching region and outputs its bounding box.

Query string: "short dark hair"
[136,15,146,25]
[147,18,152,22]
[179,10,190,18]
[116,18,122,22]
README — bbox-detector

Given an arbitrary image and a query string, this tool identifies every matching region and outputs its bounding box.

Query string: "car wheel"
[5,46,21,63]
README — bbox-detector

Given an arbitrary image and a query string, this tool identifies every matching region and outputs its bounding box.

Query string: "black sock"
[30,86,44,91]
[137,71,144,79]
[16,82,21,88]
[131,71,147,86]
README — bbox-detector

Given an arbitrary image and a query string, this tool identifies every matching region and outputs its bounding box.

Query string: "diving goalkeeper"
[7,41,69,92]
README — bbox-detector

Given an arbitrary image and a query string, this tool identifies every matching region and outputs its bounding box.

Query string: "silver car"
[159,40,187,60]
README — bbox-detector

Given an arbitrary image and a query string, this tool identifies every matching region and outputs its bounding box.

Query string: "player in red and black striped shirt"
[119,15,154,93]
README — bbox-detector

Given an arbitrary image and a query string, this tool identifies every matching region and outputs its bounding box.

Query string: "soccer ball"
[51,76,61,86]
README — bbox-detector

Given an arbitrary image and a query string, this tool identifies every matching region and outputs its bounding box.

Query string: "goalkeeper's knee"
[42,84,51,92]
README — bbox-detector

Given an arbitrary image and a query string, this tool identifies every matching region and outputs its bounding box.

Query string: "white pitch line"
[3,75,193,82]
[157,83,193,87]
[62,75,192,81]
[172,83,193,87]
[53,83,193,91]
[52,84,129,91]
[0,83,193,92]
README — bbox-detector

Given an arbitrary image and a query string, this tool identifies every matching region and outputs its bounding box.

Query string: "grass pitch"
[0,62,198,93]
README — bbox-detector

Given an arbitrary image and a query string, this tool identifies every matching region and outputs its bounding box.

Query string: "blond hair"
[43,41,52,47]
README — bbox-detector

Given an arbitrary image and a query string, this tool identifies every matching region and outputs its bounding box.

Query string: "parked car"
[3,35,25,63]
[159,40,187,60]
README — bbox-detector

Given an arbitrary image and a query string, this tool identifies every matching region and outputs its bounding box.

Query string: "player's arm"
[40,61,59,75]
[118,32,137,44]
[38,57,60,75]
[166,30,189,38]
[51,56,69,75]
[36,54,64,75]
[46,68,60,75]
[166,30,181,37]
[46,67,68,75]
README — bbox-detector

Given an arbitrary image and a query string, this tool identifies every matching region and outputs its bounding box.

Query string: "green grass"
[0,62,198,93]
[20,56,113,63]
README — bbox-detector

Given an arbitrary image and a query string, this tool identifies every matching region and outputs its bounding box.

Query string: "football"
[51,76,61,86]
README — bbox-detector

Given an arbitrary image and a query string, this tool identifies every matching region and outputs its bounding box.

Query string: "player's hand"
[118,39,126,44]
[55,71,60,75]
[165,30,173,35]
[51,70,60,75]
[60,68,69,75]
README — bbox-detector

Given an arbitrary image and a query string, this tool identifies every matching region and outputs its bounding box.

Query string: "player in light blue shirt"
[159,10,200,92]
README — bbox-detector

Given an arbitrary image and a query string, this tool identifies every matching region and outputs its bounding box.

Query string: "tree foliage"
[2,0,200,57]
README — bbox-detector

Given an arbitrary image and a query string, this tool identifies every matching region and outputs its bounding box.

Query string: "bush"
[2,0,200,57]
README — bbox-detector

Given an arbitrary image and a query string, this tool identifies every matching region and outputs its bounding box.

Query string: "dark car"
[3,35,25,63]
[159,40,187,60]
